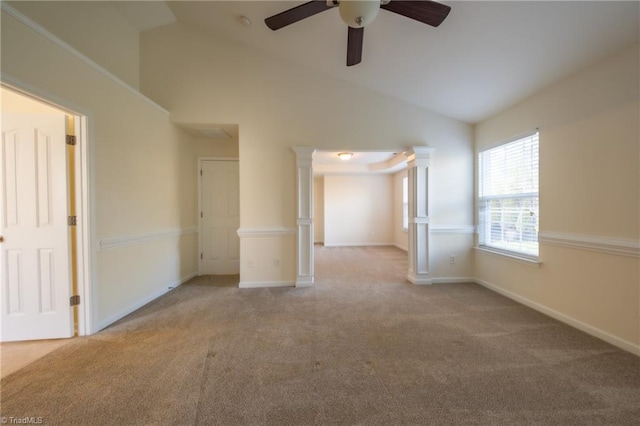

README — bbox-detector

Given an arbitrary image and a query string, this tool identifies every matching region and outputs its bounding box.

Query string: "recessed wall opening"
[175,123,240,278]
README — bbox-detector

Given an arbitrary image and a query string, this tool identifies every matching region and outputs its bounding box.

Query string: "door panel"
[1,112,72,342]
[199,160,240,275]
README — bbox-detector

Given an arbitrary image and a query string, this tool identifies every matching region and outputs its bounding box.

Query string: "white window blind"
[478,131,539,258]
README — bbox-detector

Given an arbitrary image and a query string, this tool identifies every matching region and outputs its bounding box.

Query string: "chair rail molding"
[430,225,475,235]
[99,227,197,250]
[538,231,640,258]
[237,228,296,238]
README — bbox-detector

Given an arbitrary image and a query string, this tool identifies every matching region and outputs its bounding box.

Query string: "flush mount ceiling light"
[338,152,353,160]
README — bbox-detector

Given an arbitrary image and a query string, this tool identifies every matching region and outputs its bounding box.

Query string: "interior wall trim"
[432,277,476,284]
[475,277,640,356]
[430,225,475,235]
[323,242,395,247]
[94,271,196,333]
[239,281,295,289]
[99,227,197,250]
[0,3,169,116]
[538,231,640,258]
[237,227,296,238]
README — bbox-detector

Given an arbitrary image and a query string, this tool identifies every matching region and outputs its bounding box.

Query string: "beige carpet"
[1,246,639,425]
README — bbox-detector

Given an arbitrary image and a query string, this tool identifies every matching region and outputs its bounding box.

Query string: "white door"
[199,160,240,275]
[1,112,73,342]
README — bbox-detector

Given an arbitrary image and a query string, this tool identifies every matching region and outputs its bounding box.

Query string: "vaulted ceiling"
[128,1,640,124]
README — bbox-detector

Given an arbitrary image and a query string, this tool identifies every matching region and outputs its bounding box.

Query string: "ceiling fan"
[265,0,451,66]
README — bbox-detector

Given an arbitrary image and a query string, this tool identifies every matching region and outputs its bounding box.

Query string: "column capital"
[291,146,316,163]
[406,146,435,167]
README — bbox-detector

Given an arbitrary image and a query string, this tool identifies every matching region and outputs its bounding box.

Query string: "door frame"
[197,157,239,275]
[2,80,94,337]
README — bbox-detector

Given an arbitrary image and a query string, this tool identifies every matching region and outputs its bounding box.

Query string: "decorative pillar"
[406,147,434,285]
[292,146,315,287]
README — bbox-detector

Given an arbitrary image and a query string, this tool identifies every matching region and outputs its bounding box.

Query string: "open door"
[1,90,74,341]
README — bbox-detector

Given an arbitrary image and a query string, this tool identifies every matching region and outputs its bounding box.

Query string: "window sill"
[474,246,541,267]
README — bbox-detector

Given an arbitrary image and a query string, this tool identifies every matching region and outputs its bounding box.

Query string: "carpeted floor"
[1,246,639,425]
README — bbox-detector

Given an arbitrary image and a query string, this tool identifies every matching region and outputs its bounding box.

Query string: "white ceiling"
[151,0,640,124]
[113,1,638,171]
[313,150,406,175]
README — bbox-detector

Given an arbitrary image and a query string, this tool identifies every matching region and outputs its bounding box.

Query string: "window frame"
[477,130,539,261]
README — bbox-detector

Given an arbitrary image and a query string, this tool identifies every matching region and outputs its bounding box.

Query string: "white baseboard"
[323,242,394,247]
[474,278,640,356]
[238,281,295,289]
[407,272,432,285]
[432,277,475,284]
[94,272,196,333]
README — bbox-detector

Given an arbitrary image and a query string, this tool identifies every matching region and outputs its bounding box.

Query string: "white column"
[292,146,315,287]
[406,147,434,285]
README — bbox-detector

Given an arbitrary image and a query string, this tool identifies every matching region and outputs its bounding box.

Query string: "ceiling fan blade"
[265,1,335,30]
[347,26,364,66]
[381,0,451,27]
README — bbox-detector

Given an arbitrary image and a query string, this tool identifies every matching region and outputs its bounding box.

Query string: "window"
[402,176,408,231]
[478,131,539,259]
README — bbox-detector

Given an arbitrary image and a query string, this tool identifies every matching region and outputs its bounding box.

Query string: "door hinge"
[66,135,77,145]
[200,253,203,260]
[70,295,80,306]
[68,215,77,226]
[200,212,203,218]
[200,169,202,176]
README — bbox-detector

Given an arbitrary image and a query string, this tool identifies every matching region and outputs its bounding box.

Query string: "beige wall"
[140,23,474,285]
[393,170,408,251]
[475,44,640,352]
[8,1,141,89]
[323,175,394,246]
[313,177,325,244]
[193,138,239,159]
[1,9,200,331]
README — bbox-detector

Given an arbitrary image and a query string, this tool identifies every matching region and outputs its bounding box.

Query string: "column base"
[295,277,314,288]
[407,272,432,285]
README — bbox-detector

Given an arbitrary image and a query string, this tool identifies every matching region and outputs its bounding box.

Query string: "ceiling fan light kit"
[265,0,451,66]
[339,1,381,28]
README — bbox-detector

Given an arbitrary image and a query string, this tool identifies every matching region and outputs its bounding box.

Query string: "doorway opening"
[1,85,91,342]
[177,123,240,277]
[312,150,409,282]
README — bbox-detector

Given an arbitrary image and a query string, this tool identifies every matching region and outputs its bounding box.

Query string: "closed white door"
[199,160,240,275]
[1,112,73,342]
